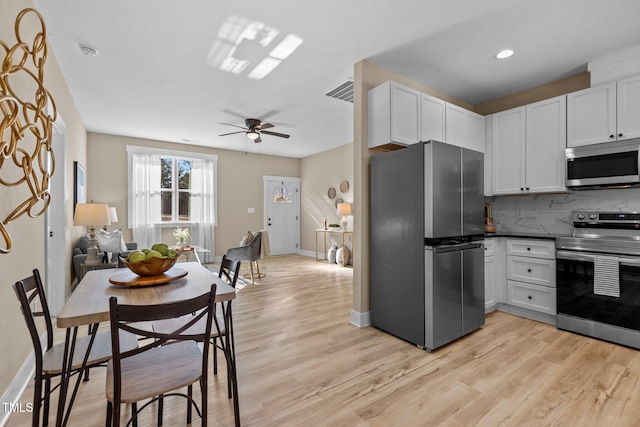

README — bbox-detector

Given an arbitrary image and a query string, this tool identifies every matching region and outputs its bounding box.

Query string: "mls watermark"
[2,402,33,413]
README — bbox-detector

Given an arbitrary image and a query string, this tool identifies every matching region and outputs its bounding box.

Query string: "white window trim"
[126,145,218,227]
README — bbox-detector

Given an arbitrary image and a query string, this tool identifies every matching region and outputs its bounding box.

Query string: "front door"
[264,176,299,255]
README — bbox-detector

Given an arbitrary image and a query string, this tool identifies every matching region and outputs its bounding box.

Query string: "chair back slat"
[13,269,55,359]
[219,255,241,288]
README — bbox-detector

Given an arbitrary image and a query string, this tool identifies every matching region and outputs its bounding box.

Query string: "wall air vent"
[325,80,353,103]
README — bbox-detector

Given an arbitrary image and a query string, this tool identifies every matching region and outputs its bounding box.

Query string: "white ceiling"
[32,0,640,158]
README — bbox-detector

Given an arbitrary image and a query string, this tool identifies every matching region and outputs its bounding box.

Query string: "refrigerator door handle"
[427,242,484,254]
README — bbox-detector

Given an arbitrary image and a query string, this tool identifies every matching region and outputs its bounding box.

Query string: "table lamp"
[104,206,118,230]
[337,202,352,231]
[74,203,110,264]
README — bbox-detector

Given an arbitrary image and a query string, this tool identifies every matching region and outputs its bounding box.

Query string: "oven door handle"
[556,250,640,267]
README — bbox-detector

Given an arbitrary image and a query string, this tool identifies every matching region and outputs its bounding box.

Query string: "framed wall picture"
[74,161,85,209]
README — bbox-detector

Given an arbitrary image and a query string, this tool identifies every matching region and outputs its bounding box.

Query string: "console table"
[315,229,354,262]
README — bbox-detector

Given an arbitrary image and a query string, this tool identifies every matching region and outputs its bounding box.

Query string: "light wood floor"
[8,255,640,426]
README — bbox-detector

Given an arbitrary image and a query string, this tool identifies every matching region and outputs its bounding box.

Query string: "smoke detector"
[79,45,98,57]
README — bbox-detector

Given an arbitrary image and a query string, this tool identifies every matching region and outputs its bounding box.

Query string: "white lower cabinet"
[507,280,556,315]
[484,239,495,310]
[505,239,556,316]
[484,238,506,311]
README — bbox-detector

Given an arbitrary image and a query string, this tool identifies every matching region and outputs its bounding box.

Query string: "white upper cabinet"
[525,96,567,193]
[368,81,421,148]
[444,103,485,152]
[492,107,526,195]
[617,74,640,141]
[491,96,566,195]
[420,93,446,143]
[445,103,465,147]
[567,74,640,147]
[465,110,486,153]
[567,82,616,147]
[369,80,484,152]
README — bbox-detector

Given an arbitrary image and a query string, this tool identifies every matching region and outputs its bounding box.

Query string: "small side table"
[174,245,210,264]
[315,229,354,263]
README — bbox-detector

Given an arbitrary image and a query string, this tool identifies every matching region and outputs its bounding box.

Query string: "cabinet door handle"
[528,295,532,300]
[527,268,532,273]
[619,133,623,137]
[526,247,531,251]
[610,134,615,138]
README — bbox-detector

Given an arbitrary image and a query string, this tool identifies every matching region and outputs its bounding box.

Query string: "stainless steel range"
[556,210,640,349]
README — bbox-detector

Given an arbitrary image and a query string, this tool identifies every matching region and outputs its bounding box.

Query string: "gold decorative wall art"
[0,8,57,253]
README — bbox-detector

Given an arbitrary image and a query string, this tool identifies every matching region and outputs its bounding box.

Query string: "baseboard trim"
[350,310,371,327]
[0,351,35,427]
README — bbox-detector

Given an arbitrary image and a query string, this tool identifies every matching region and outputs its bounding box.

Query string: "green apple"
[141,248,151,254]
[145,250,162,260]
[167,249,177,258]
[151,243,169,256]
[128,251,146,263]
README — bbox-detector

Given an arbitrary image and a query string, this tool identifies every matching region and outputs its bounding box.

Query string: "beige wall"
[0,0,88,401]
[475,72,590,115]
[300,143,354,254]
[87,133,300,256]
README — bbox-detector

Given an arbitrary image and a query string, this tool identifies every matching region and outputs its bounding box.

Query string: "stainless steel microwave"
[565,138,640,190]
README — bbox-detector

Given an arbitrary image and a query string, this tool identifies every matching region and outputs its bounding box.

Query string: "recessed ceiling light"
[494,49,514,60]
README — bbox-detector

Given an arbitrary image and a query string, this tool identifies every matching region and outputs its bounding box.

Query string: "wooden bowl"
[120,255,178,277]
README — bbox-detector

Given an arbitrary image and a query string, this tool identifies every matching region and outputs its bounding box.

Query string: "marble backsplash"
[487,187,640,235]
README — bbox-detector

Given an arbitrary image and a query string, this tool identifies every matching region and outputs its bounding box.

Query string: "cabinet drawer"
[507,280,556,315]
[507,256,556,287]
[484,239,494,257]
[506,239,555,259]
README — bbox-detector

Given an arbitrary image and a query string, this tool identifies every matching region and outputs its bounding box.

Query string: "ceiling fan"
[219,118,290,143]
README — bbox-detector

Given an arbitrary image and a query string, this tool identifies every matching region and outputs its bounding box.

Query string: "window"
[161,157,193,222]
[127,146,217,261]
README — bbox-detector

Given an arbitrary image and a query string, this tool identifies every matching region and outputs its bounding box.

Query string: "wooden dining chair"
[106,284,217,427]
[13,269,138,427]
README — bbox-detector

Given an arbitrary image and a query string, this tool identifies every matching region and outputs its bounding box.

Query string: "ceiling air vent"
[326,80,353,103]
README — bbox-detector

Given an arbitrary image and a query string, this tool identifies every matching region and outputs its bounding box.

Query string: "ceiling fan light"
[247,130,260,140]
[494,49,514,60]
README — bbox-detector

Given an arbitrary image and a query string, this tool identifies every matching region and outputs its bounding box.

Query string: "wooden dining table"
[54,261,240,426]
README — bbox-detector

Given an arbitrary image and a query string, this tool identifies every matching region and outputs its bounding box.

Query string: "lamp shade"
[108,206,118,223]
[337,202,352,216]
[73,203,110,226]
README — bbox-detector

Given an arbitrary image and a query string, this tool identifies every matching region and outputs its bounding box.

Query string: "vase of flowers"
[173,226,190,248]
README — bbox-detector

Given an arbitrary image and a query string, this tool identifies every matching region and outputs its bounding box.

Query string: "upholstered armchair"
[225,231,268,282]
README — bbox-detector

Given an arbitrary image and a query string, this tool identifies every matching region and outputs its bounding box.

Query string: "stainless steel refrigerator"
[371,140,485,351]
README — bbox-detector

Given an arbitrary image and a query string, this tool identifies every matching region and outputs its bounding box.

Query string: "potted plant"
[173,226,190,247]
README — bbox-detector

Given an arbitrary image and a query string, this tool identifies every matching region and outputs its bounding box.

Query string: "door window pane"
[161,158,172,189]
[273,186,291,203]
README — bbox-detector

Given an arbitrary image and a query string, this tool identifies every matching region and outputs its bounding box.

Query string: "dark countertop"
[484,231,571,240]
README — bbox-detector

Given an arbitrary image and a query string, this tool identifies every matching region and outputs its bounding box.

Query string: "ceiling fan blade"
[261,130,290,139]
[220,122,248,130]
[254,135,262,143]
[218,131,246,136]
[256,122,274,130]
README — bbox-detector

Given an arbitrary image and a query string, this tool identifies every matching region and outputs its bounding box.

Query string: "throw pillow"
[327,244,338,264]
[240,230,254,246]
[77,234,90,254]
[336,245,350,267]
[96,229,127,253]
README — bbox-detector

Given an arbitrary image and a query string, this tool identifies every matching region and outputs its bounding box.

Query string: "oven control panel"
[572,210,640,224]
